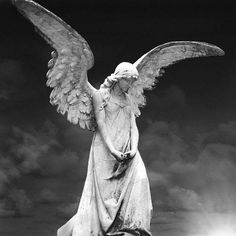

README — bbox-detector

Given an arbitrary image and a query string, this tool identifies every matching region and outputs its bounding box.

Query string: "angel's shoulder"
[93,88,108,100]
[93,88,110,110]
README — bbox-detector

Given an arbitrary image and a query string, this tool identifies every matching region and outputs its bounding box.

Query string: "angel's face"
[118,76,137,92]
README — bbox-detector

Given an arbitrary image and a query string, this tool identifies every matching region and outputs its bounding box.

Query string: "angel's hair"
[114,62,139,79]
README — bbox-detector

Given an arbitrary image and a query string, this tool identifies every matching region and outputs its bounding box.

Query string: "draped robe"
[57,91,153,236]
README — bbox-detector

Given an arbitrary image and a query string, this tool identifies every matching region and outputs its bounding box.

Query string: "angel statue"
[13,0,224,235]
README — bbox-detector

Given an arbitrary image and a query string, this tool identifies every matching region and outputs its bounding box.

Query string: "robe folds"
[57,92,153,236]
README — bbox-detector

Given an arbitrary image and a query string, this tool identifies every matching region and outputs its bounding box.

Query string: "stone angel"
[13,0,224,235]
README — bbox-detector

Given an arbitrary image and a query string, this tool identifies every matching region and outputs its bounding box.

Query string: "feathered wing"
[13,0,97,131]
[129,41,225,116]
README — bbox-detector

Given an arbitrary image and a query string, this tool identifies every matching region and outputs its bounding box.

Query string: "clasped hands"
[111,149,136,162]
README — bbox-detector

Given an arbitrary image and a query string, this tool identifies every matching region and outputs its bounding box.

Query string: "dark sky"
[0,0,236,235]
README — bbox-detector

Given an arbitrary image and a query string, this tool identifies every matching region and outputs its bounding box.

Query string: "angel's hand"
[105,73,117,83]
[124,149,137,160]
[111,149,125,162]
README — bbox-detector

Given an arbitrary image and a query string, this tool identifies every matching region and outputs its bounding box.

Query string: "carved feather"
[130,41,225,116]
[13,0,97,131]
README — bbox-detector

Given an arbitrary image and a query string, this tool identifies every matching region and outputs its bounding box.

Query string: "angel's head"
[114,62,139,92]
[101,62,139,92]
[114,62,139,78]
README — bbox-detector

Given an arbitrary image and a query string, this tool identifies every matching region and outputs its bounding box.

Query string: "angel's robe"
[57,91,153,236]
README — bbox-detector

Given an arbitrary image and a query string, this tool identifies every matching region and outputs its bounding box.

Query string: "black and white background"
[0,0,236,235]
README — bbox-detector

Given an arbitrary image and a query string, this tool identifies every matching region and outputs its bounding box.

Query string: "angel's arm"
[93,91,123,162]
[130,112,139,153]
[124,112,139,159]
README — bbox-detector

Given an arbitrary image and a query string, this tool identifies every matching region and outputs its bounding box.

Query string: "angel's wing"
[13,0,96,131]
[129,41,225,116]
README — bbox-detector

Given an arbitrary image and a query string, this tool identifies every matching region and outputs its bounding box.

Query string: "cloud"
[0,158,21,196]
[0,170,9,196]
[141,121,236,212]
[8,188,33,216]
[0,120,59,217]
[9,123,58,174]
[56,201,79,218]
[0,120,58,195]
[0,200,15,217]
[194,144,236,212]
[36,188,61,204]
[143,85,187,121]
[0,117,92,218]
[202,121,236,147]
[168,186,201,211]
[39,150,87,180]
[0,188,33,217]
[147,169,169,188]
[140,121,190,166]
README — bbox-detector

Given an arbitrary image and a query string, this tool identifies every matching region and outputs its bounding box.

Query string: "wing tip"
[207,45,225,57]
[215,47,225,56]
[165,41,225,57]
[197,41,225,56]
